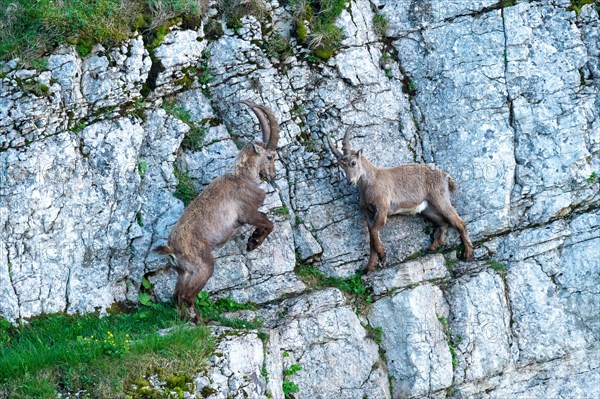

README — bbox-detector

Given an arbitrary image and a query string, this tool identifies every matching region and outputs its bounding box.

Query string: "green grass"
[569,0,600,14]
[289,0,347,60]
[296,263,372,305]
[164,100,207,151]
[273,205,290,216]
[587,171,598,184]
[487,259,508,276]
[0,0,206,63]
[372,13,389,37]
[265,32,293,61]
[173,164,198,206]
[195,291,263,329]
[0,304,214,399]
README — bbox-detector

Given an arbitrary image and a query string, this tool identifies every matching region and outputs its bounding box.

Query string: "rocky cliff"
[1,0,598,397]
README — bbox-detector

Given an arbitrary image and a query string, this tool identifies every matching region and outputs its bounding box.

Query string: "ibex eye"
[351,161,357,166]
[267,155,273,160]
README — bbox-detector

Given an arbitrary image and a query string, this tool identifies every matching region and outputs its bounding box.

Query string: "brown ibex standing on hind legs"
[328,130,473,273]
[154,101,280,323]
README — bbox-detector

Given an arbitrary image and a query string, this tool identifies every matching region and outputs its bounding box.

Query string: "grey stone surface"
[368,253,449,296]
[369,284,453,398]
[195,328,268,399]
[446,269,513,385]
[259,288,390,399]
[1,0,599,397]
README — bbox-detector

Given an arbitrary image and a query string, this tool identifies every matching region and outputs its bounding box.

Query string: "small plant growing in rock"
[284,363,303,376]
[290,0,348,60]
[194,291,262,329]
[273,205,290,216]
[283,380,300,397]
[365,324,383,345]
[173,165,197,206]
[282,363,302,397]
[586,171,598,184]
[567,0,600,15]
[265,33,294,61]
[487,259,507,276]
[372,13,389,37]
[137,160,148,176]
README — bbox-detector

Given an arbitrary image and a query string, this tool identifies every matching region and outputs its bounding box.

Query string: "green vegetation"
[587,171,598,184]
[137,159,149,176]
[365,324,383,345]
[164,100,207,151]
[438,315,461,368]
[372,13,389,37]
[296,263,372,305]
[289,0,347,60]
[487,259,507,276]
[265,33,294,61]
[444,258,457,268]
[406,250,426,260]
[195,291,263,329]
[0,305,214,399]
[217,0,268,31]
[283,380,300,397]
[567,0,599,15]
[273,205,290,216]
[0,0,206,63]
[173,164,198,206]
[284,363,303,376]
[282,363,302,397]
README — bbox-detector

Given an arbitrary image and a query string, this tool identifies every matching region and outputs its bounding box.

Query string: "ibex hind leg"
[428,198,473,259]
[421,206,449,252]
[173,264,213,324]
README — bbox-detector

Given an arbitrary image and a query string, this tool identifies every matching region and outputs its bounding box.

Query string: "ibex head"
[242,101,280,181]
[328,129,364,185]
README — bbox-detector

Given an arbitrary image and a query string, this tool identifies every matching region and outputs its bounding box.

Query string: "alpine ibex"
[328,130,473,273]
[154,101,280,323]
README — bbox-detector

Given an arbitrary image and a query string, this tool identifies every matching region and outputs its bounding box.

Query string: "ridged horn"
[241,100,270,144]
[327,135,343,159]
[342,129,353,155]
[254,104,280,150]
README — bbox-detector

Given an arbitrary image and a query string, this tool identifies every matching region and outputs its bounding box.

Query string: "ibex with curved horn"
[328,130,473,272]
[154,101,280,323]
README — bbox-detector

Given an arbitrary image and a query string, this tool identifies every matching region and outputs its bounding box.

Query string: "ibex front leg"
[366,209,387,273]
[242,210,274,251]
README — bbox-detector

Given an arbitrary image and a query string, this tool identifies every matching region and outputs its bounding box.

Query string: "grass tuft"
[195,292,263,329]
[173,164,198,206]
[296,263,372,306]
[372,13,389,37]
[289,0,347,60]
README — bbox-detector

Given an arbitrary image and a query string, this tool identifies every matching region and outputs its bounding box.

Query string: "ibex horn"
[255,104,280,150]
[241,100,270,144]
[327,135,343,159]
[342,129,353,155]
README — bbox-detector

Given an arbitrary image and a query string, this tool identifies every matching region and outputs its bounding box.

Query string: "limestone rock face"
[1,0,599,397]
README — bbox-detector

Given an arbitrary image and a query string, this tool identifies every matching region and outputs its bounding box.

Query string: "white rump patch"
[392,201,428,216]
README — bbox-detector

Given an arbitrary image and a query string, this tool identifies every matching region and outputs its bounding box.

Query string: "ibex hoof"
[379,254,387,267]
[247,239,259,251]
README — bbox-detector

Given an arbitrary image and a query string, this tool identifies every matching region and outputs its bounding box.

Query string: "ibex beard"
[328,130,474,273]
[154,101,280,323]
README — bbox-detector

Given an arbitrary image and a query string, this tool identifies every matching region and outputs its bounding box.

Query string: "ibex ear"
[251,143,261,154]
[357,149,363,157]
